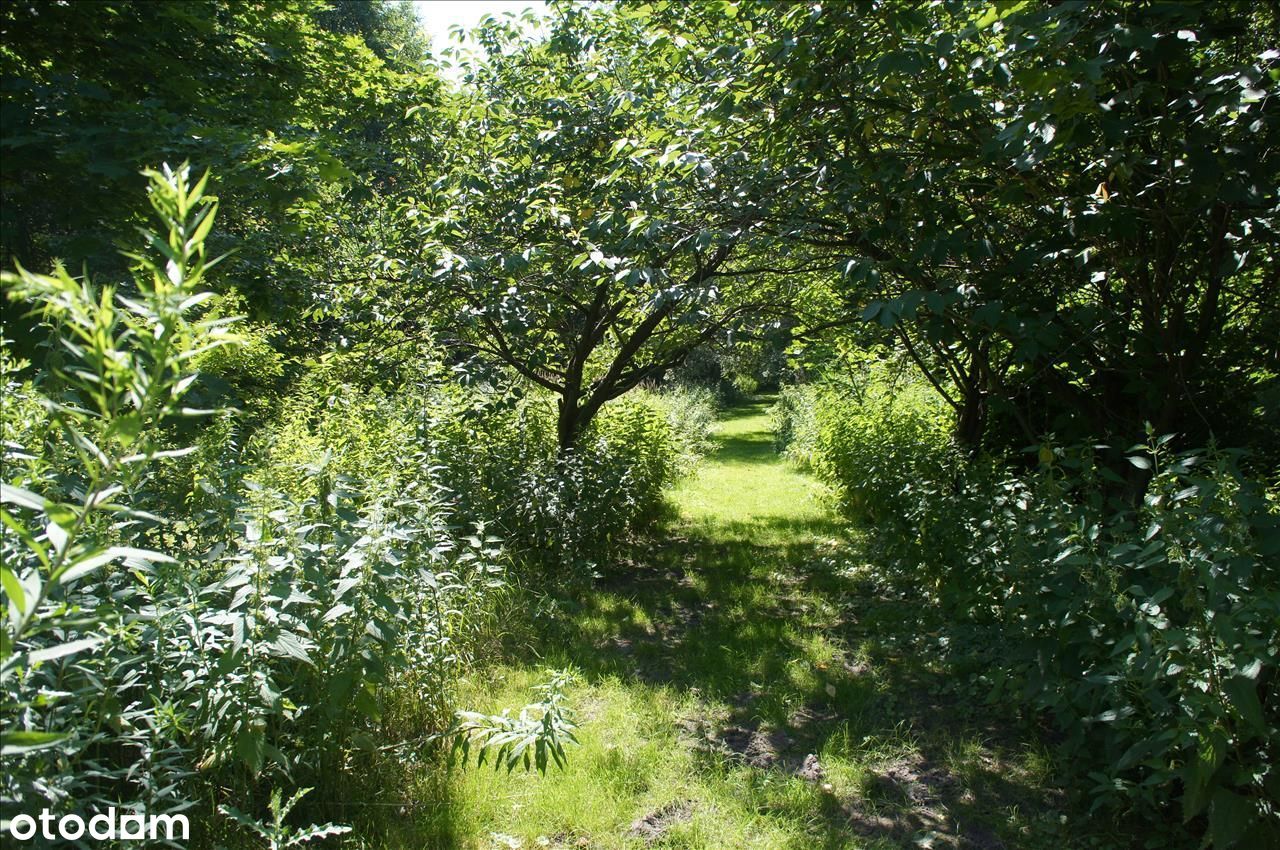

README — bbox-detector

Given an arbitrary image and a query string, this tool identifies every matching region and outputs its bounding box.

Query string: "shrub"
[993,442,1279,847]
[648,383,718,472]
[772,382,819,462]
[777,362,953,526]
[1,167,714,844]
[2,165,246,822]
[0,167,507,841]
[790,371,1280,847]
[501,392,681,574]
[423,385,707,578]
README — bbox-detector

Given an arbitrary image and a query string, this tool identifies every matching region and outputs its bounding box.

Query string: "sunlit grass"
[671,399,834,538]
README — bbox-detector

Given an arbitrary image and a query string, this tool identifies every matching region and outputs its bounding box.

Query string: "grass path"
[412,400,1111,849]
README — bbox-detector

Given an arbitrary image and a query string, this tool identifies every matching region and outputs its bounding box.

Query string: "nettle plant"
[800,380,1279,845]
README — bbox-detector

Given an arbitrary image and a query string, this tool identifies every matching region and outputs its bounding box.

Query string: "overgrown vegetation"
[776,363,1279,846]
[0,169,713,843]
[1,0,1276,847]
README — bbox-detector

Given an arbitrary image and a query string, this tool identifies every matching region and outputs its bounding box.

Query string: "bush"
[420,383,711,577]
[775,361,953,526]
[498,391,687,574]
[999,443,1280,848]
[789,370,1280,847]
[0,168,507,841]
[771,382,819,460]
[646,384,718,473]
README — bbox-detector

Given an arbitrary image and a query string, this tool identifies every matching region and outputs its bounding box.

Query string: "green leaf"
[1222,676,1266,737]
[235,726,265,773]
[0,508,50,568]
[0,482,46,511]
[1,730,70,755]
[27,636,104,665]
[106,546,177,567]
[54,550,117,585]
[0,564,27,616]
[1208,788,1257,849]
[322,603,354,623]
[271,630,314,666]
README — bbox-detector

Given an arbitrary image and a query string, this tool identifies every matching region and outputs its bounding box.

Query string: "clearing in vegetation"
[405,400,1131,849]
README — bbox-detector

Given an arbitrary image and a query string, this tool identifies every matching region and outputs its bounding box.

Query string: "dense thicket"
[1,0,1276,847]
[776,364,1278,847]
[0,0,439,366]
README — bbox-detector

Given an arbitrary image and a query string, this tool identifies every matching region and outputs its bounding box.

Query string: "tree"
[0,0,435,329]
[391,5,801,450]
[655,0,1279,461]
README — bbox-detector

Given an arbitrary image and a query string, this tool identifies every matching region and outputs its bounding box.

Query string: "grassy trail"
[419,400,1095,849]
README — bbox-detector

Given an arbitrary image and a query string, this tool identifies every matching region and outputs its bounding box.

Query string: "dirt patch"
[795,753,825,782]
[627,800,693,843]
[846,806,900,839]
[608,637,635,655]
[874,754,958,807]
[630,666,669,685]
[958,821,1006,850]
[679,710,814,772]
[721,725,793,768]
[836,753,1000,848]
[843,659,871,677]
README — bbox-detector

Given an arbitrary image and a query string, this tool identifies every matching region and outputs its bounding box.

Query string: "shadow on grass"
[714,396,776,422]
[455,399,1107,849]
[520,517,1080,848]
[711,432,777,464]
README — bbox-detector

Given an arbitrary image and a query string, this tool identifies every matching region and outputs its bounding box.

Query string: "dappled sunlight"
[441,401,1095,849]
[4,1,1271,845]
[672,398,832,535]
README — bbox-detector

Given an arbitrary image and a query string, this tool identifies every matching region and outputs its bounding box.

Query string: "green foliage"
[413,383,707,577]
[220,787,351,850]
[446,670,579,775]
[649,384,719,473]
[660,0,1279,461]
[2,0,1276,845]
[1,161,702,837]
[1,165,240,816]
[770,383,818,461]
[0,168,516,841]
[774,362,952,526]
[499,391,687,573]
[389,2,793,450]
[0,0,439,348]
[791,374,1280,846]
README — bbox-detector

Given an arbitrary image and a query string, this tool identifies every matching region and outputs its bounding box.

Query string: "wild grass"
[371,399,1141,849]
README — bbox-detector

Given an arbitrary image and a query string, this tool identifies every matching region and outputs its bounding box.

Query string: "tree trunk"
[954,387,986,451]
[556,397,580,454]
[557,392,609,454]
[953,341,988,452]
